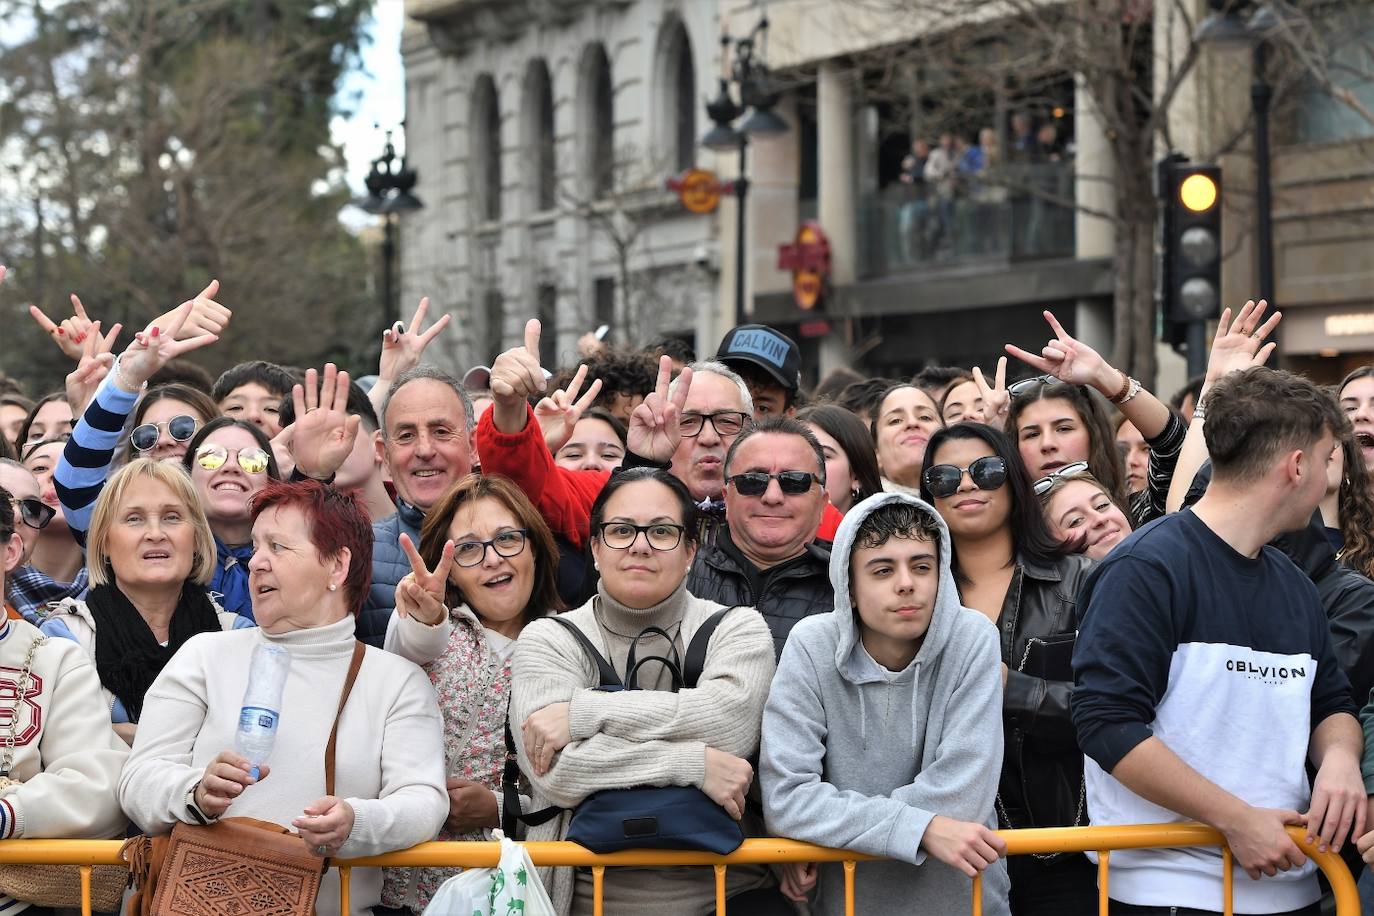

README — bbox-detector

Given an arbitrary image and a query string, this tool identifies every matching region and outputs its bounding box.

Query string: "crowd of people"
[2,263,1374,916]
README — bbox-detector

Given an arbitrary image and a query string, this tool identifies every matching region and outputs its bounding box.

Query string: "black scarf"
[87,581,223,722]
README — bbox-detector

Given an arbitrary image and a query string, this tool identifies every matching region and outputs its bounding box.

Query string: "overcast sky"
[333,0,407,224]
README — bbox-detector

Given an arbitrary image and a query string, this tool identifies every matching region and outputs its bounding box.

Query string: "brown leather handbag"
[123,640,366,916]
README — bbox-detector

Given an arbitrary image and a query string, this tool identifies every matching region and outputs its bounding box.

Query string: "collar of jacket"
[397,498,425,532]
[1018,553,1067,583]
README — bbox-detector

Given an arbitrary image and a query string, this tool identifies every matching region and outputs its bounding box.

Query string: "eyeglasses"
[923,456,1009,498]
[454,529,529,567]
[727,471,819,497]
[596,522,686,551]
[14,497,55,530]
[679,411,750,439]
[131,415,198,452]
[194,443,271,475]
[1032,461,1092,496]
[1008,375,1056,398]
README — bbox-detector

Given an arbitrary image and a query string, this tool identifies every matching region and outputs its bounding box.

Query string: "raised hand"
[289,364,361,480]
[147,279,230,340]
[626,356,692,463]
[65,321,123,415]
[489,319,548,433]
[970,355,1009,423]
[29,293,95,361]
[535,363,604,455]
[116,299,220,391]
[378,296,451,382]
[1206,300,1281,385]
[1005,310,1121,393]
[394,532,455,626]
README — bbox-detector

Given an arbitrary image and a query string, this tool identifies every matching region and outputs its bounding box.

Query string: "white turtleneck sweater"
[118,616,448,916]
[510,580,777,915]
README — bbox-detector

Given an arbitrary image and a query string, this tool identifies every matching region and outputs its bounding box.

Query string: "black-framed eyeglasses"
[13,497,55,530]
[596,522,686,551]
[679,411,750,439]
[1032,461,1092,496]
[131,415,198,452]
[923,456,1009,499]
[453,529,529,567]
[1008,375,1057,398]
[727,471,819,497]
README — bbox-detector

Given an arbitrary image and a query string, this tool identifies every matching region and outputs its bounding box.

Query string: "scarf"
[211,539,255,621]
[87,581,224,722]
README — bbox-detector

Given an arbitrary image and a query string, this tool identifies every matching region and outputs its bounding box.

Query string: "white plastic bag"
[423,831,556,916]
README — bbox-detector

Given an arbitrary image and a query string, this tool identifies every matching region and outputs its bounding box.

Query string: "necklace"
[0,637,45,791]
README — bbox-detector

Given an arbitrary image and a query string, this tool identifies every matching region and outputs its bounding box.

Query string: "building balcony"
[857,163,1076,278]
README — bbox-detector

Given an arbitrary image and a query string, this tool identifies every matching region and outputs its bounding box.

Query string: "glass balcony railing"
[857,162,1076,277]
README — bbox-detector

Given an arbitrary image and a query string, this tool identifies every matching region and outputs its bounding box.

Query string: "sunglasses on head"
[923,456,1008,499]
[1008,375,1056,398]
[1032,461,1092,496]
[194,443,271,475]
[131,415,198,452]
[14,497,55,530]
[727,470,819,497]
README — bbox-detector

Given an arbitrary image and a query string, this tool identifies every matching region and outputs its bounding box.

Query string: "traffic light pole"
[1253,42,1277,362]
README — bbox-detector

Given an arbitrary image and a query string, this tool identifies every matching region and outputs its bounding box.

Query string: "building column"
[817,62,857,377]
[1073,73,1115,355]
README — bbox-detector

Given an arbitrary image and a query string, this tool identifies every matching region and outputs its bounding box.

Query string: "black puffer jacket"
[686,528,833,660]
[993,553,1095,843]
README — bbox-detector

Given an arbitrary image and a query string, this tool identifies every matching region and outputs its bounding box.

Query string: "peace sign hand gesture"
[290,364,361,481]
[1005,310,1122,396]
[535,363,604,455]
[627,356,692,464]
[378,297,452,383]
[970,356,1009,423]
[65,321,123,415]
[29,293,96,361]
[395,532,455,627]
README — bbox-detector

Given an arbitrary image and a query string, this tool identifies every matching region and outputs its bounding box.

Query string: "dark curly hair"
[545,348,657,415]
[1336,431,1374,580]
[852,500,942,554]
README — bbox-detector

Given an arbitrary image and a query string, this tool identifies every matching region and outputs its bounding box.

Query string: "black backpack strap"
[547,615,622,688]
[501,720,562,836]
[682,606,737,688]
[624,625,684,691]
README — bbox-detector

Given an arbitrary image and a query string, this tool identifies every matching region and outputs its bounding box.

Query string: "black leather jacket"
[991,553,1095,836]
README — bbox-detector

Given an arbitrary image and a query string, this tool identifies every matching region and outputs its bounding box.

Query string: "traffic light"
[1158,158,1222,328]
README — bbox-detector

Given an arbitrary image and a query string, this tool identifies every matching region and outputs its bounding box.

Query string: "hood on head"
[829,491,962,682]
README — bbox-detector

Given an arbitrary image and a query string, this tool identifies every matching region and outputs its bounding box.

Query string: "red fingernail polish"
[56,328,64,335]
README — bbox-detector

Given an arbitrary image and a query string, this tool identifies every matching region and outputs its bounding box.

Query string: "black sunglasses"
[130,415,198,452]
[727,471,819,497]
[14,497,55,530]
[923,456,1009,499]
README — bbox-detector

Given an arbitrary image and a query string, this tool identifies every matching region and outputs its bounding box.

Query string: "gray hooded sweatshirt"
[760,492,1011,916]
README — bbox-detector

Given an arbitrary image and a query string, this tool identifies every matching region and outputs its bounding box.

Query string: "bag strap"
[624,625,683,690]
[325,641,366,797]
[546,615,620,688]
[682,607,736,688]
[501,721,562,837]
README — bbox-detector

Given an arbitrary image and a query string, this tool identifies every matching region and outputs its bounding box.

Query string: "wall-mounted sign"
[665,169,722,214]
[777,221,831,311]
[1325,313,1374,337]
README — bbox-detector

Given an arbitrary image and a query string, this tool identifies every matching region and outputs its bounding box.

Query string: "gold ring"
[305,406,320,413]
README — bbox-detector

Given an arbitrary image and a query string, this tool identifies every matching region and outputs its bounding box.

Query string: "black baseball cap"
[716,324,802,392]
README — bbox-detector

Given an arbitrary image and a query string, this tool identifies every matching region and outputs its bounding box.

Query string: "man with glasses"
[689,417,834,658]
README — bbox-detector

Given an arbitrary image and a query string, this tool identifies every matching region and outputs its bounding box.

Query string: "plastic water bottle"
[234,644,291,781]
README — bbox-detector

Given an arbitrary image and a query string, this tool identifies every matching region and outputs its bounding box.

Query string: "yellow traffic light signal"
[1179,173,1218,212]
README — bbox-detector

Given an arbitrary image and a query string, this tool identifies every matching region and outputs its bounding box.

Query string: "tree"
[850,0,1374,386]
[0,0,376,391]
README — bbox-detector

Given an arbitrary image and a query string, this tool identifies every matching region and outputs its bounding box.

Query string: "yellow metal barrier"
[0,824,1356,916]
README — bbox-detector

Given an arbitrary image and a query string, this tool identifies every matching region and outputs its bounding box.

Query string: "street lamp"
[356,129,423,332]
[1195,0,1278,361]
[704,15,789,326]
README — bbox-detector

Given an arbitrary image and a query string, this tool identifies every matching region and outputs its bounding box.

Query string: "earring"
[328,583,338,592]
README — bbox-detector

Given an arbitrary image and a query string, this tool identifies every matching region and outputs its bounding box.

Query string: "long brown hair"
[419,474,566,621]
[1337,433,1374,579]
[1006,379,1129,508]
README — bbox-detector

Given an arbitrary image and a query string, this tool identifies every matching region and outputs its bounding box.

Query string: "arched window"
[579,44,614,199]
[656,18,697,172]
[471,74,502,222]
[523,60,556,212]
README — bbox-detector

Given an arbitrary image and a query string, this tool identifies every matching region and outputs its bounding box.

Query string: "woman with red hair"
[120,480,448,916]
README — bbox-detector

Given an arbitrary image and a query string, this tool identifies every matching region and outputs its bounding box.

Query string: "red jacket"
[476,404,845,547]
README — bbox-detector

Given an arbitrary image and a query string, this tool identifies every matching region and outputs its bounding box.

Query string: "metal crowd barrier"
[3,823,1357,916]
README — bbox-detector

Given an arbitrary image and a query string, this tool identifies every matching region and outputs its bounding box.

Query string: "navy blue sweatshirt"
[1071,509,1354,913]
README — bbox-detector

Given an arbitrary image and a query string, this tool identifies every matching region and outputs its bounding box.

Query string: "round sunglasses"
[194,443,271,475]
[923,456,1008,499]
[131,415,198,452]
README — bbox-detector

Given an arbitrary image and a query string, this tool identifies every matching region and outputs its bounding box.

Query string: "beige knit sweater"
[509,580,777,915]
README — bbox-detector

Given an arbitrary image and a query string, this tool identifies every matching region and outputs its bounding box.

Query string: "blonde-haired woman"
[40,458,251,744]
